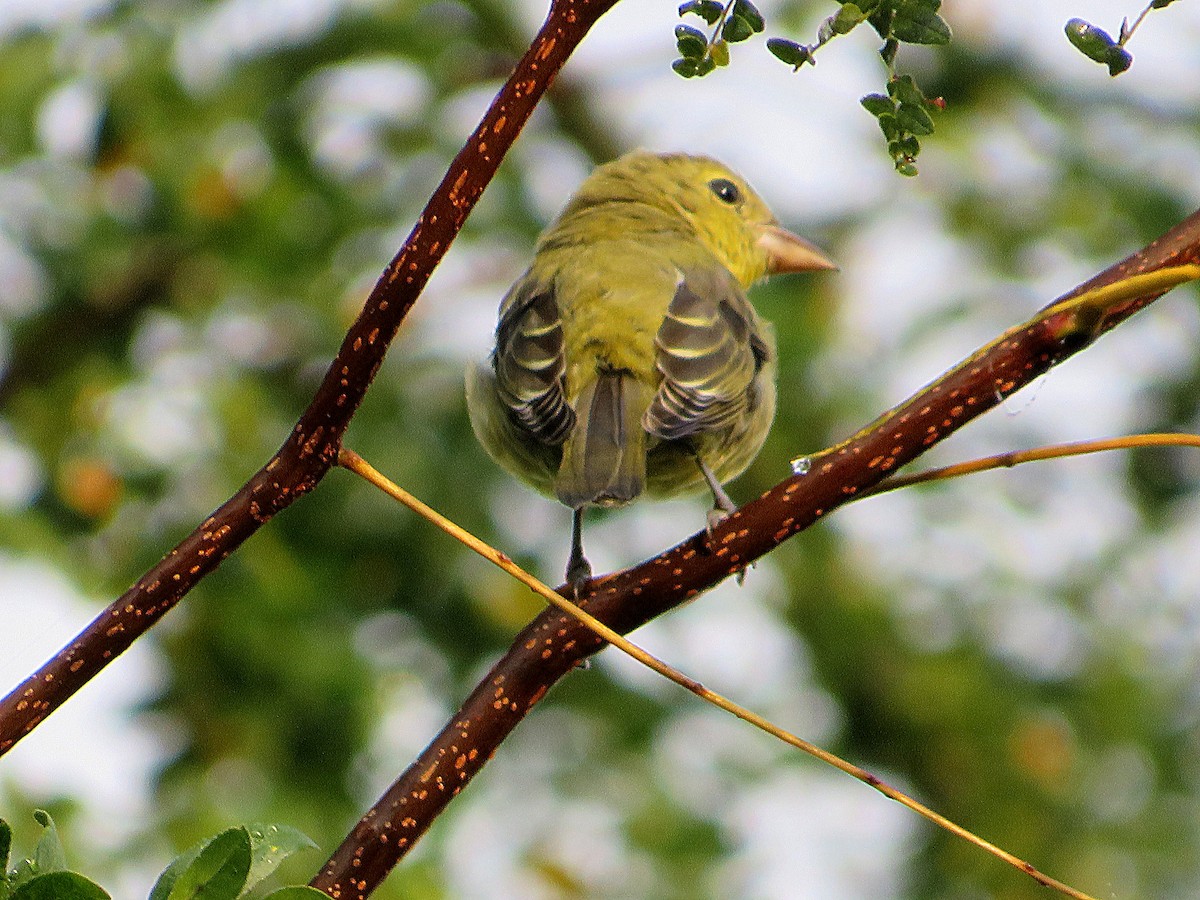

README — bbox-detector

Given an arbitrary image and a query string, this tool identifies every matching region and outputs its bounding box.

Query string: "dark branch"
[0,0,619,758]
[311,209,1200,897]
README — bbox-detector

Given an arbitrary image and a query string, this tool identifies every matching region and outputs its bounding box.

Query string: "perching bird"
[466,151,834,588]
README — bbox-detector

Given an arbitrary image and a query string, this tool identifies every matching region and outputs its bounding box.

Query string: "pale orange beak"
[757,225,837,274]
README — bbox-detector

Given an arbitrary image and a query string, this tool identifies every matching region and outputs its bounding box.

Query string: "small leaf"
[831,3,867,34]
[1151,0,1178,8]
[672,57,699,77]
[1065,18,1118,64]
[896,103,934,135]
[767,37,813,68]
[165,828,251,900]
[876,114,900,142]
[243,825,318,895]
[878,36,898,66]
[733,0,765,32]
[887,74,925,106]
[674,24,708,58]
[710,39,730,66]
[679,0,723,24]
[897,161,919,177]
[696,55,717,76]
[30,813,66,877]
[722,14,754,43]
[9,873,109,900]
[892,0,951,45]
[859,93,895,117]
[1,819,12,875]
[1106,46,1133,76]
[868,6,894,40]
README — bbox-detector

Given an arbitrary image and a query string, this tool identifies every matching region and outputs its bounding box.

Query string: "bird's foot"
[566,553,593,600]
[566,507,593,599]
[706,505,732,536]
[705,503,749,586]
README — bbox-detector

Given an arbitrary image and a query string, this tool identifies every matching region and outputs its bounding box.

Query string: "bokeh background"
[3,0,1200,897]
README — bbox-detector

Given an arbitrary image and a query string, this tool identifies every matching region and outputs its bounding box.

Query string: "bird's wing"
[493,277,575,445]
[643,267,771,441]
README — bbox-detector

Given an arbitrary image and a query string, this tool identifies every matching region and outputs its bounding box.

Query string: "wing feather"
[643,268,770,442]
[493,279,574,445]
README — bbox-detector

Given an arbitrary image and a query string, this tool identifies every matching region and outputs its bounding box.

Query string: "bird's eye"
[708,178,741,205]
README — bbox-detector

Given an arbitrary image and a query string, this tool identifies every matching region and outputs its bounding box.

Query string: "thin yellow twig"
[337,446,1098,900]
[1044,264,1200,317]
[865,433,1200,496]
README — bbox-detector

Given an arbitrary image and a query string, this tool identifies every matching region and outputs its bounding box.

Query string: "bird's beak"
[757,225,837,274]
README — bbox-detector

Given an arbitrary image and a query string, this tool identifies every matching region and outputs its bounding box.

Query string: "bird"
[466,150,835,590]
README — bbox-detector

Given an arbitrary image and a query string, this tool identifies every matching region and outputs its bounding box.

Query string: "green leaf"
[696,55,717,76]
[678,0,723,24]
[891,0,951,45]
[672,57,700,77]
[1065,18,1118,63]
[710,39,730,66]
[722,14,754,43]
[831,3,867,34]
[10,873,109,900]
[674,24,708,59]
[876,113,900,142]
[897,161,919,177]
[1151,0,1178,8]
[887,74,925,106]
[896,103,934,135]
[260,889,329,899]
[29,812,66,877]
[860,93,895,117]
[878,35,898,65]
[732,0,764,33]
[162,828,251,900]
[243,825,318,895]
[0,819,12,877]
[767,37,812,68]
[868,6,894,40]
[1105,46,1133,76]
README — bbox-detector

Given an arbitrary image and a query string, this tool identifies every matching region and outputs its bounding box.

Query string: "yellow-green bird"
[466,151,834,588]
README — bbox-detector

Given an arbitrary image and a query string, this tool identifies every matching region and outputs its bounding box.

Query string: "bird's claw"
[566,556,593,600]
[706,505,732,537]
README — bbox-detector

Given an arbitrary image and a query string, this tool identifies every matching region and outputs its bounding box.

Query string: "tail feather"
[555,371,647,509]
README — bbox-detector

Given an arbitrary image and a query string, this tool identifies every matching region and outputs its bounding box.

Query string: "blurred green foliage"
[2,1,1200,899]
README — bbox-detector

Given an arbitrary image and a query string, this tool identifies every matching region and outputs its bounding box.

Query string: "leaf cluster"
[673,0,764,77]
[0,814,319,900]
[676,0,951,175]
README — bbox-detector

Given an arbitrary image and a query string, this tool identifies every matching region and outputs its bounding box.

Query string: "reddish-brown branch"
[311,210,1200,898]
[0,0,619,757]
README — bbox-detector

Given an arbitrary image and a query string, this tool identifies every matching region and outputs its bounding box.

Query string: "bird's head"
[569,151,835,287]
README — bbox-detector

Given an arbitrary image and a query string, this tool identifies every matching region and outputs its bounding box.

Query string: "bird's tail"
[555,370,648,510]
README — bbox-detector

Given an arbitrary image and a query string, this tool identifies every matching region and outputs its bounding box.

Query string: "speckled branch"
[0,0,619,758]
[311,210,1200,898]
